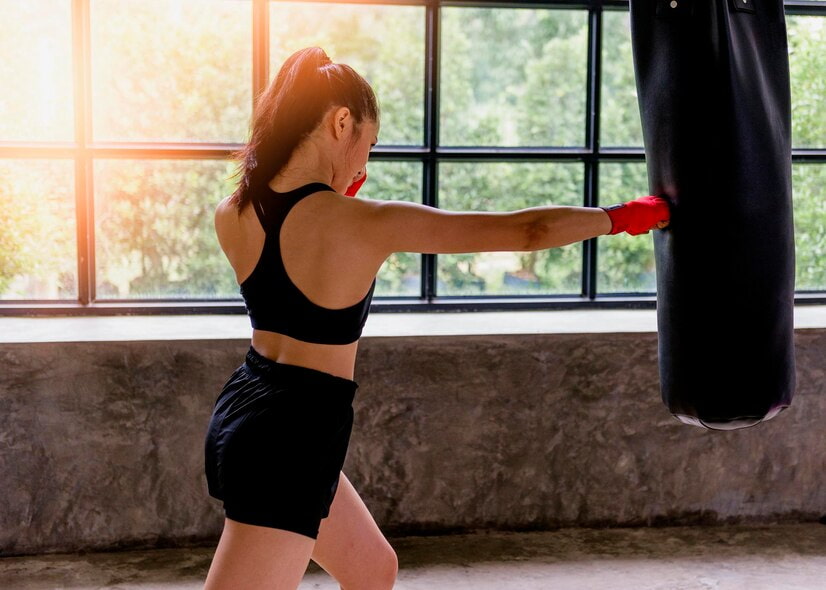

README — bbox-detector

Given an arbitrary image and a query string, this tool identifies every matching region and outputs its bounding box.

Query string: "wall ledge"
[1,306,825,343]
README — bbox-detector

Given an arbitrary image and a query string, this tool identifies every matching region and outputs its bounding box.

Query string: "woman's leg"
[310,471,399,590]
[203,518,316,590]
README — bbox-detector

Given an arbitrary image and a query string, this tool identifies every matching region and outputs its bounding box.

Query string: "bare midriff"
[251,328,359,382]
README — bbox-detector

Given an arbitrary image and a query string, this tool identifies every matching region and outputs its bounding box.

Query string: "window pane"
[438,163,583,296]
[270,3,424,146]
[789,16,826,149]
[601,10,644,148]
[91,0,252,143]
[94,160,238,299]
[0,160,76,299]
[440,8,588,147]
[0,0,73,142]
[360,161,422,297]
[597,163,656,294]
[793,164,826,291]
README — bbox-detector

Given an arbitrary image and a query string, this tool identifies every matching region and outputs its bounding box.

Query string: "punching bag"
[628,0,796,429]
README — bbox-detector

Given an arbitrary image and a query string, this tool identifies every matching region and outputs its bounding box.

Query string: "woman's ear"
[331,106,352,140]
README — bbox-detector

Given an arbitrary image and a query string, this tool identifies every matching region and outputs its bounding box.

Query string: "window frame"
[1,0,824,316]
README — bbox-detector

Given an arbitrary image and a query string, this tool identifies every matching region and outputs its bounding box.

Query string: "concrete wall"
[1,331,825,556]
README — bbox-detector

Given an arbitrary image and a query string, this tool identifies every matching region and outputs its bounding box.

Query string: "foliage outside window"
[0,1,823,307]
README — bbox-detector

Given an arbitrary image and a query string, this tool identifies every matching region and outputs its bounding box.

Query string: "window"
[93,159,240,299]
[440,8,588,148]
[1,0,824,314]
[438,162,584,296]
[0,160,76,300]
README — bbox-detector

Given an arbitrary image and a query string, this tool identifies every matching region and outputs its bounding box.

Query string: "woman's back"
[215,177,386,380]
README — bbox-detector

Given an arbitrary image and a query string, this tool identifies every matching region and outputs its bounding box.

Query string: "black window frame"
[1,0,824,316]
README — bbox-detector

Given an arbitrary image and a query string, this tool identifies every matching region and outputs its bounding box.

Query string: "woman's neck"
[271,138,334,192]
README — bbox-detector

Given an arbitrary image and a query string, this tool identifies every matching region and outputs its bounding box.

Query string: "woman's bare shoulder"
[214,195,238,224]
[214,196,258,235]
[213,196,263,265]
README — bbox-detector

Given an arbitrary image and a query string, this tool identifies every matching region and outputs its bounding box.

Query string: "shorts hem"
[224,507,320,540]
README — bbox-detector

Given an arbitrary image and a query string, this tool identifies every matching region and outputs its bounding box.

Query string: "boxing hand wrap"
[344,171,367,197]
[601,195,671,235]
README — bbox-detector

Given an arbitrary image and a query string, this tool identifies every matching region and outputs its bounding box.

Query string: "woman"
[204,47,670,590]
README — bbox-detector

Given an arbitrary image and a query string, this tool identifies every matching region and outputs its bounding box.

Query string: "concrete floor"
[3,524,826,590]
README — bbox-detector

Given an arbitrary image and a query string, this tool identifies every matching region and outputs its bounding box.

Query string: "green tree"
[0,161,76,299]
[793,164,826,289]
[0,181,28,295]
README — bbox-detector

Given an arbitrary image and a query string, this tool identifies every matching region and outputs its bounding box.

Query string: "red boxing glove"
[344,171,367,197]
[601,195,671,235]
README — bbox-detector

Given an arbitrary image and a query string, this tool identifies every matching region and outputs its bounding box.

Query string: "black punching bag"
[628,0,796,429]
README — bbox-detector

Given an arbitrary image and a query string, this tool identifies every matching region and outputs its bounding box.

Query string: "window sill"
[1,306,825,344]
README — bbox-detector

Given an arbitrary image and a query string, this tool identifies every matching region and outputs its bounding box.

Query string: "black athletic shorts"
[204,346,358,540]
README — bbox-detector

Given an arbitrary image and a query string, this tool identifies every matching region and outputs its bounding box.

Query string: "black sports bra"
[239,182,375,345]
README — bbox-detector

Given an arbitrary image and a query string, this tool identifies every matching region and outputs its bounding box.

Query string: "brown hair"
[227,47,379,212]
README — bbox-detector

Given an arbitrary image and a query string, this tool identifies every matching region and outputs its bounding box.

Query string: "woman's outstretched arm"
[348,196,667,258]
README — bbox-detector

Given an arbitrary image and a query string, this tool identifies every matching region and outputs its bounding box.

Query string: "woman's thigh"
[311,472,398,589]
[204,518,316,590]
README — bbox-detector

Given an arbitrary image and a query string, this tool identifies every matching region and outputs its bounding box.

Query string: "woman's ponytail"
[227,47,379,213]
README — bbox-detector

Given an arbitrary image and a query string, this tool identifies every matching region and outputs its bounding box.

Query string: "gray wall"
[1,331,824,556]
